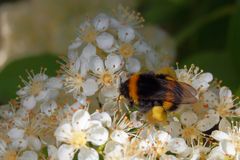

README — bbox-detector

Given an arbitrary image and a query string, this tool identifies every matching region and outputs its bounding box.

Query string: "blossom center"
[216,105,230,117]
[30,81,44,96]
[70,131,87,148]
[3,151,17,160]
[101,72,113,86]
[82,27,97,43]
[119,43,134,58]
[182,126,200,140]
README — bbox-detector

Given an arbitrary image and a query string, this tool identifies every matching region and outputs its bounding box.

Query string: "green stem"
[175,4,239,46]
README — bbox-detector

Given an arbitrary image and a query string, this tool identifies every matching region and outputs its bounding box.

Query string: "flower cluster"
[0,7,239,160]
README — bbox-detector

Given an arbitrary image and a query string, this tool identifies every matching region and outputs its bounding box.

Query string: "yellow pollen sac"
[70,131,87,148]
[119,43,134,58]
[146,106,167,124]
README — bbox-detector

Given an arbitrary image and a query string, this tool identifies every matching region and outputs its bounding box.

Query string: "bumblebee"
[119,69,197,123]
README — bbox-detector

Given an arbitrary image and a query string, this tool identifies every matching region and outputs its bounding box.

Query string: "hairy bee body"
[120,72,197,113]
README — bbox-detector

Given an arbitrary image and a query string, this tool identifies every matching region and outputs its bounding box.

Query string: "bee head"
[119,80,130,99]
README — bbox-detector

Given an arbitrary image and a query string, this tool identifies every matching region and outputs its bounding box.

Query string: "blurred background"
[0,0,239,104]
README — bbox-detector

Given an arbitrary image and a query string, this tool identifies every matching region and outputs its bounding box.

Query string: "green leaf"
[227,6,240,71]
[0,54,59,104]
[181,51,239,91]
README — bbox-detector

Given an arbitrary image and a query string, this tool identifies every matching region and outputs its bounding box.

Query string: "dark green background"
[0,0,240,104]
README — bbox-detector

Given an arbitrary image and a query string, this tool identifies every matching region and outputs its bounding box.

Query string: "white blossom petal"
[57,144,75,160]
[91,112,112,128]
[89,56,104,74]
[55,123,73,142]
[48,145,58,160]
[168,138,188,154]
[87,126,109,146]
[11,139,28,150]
[220,140,236,156]
[72,110,90,131]
[82,78,98,96]
[110,130,129,144]
[19,151,38,160]
[126,57,141,73]
[40,100,57,116]
[27,136,42,151]
[81,44,96,61]
[211,130,230,141]
[96,32,114,50]
[47,77,63,89]
[166,121,182,137]
[219,118,231,132]
[105,53,123,73]
[22,96,36,110]
[180,110,198,126]
[118,27,135,42]
[78,147,99,160]
[93,13,109,31]
[8,128,25,140]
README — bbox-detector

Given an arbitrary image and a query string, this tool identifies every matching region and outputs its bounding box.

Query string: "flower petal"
[27,136,42,151]
[81,44,96,61]
[54,123,73,142]
[220,140,236,156]
[82,78,98,96]
[96,32,114,50]
[93,13,109,32]
[126,57,141,73]
[22,96,36,110]
[118,27,135,42]
[11,139,28,150]
[87,126,109,146]
[110,130,129,144]
[78,147,99,160]
[168,138,188,154]
[211,130,230,141]
[72,109,90,131]
[180,110,198,126]
[91,112,112,128]
[166,121,182,137]
[89,56,104,74]
[40,100,57,116]
[19,151,38,160]
[219,118,231,132]
[8,128,25,140]
[105,53,123,73]
[57,144,75,160]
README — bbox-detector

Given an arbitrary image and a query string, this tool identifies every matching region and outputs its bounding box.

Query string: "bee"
[119,71,197,123]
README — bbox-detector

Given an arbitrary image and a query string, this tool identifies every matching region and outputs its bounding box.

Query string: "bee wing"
[144,79,197,104]
[176,82,198,104]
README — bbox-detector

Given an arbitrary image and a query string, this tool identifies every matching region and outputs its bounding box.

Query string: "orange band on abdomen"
[129,74,139,104]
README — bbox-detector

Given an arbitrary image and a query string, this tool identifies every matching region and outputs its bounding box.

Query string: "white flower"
[175,65,213,92]
[17,71,50,110]
[55,109,109,160]
[211,125,240,159]
[89,54,123,95]
[61,56,98,98]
